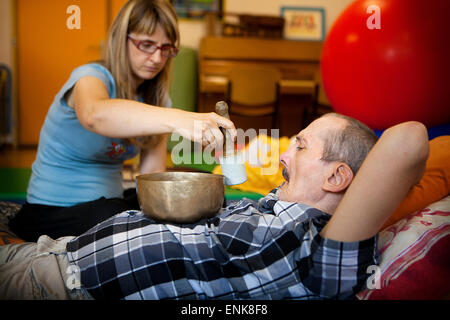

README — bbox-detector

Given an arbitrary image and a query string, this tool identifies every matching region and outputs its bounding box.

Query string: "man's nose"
[280,151,289,167]
[280,144,296,166]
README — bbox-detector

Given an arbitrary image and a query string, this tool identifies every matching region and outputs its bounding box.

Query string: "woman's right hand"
[170,110,237,148]
[72,75,237,145]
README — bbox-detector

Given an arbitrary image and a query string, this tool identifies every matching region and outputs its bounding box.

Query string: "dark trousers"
[9,188,139,242]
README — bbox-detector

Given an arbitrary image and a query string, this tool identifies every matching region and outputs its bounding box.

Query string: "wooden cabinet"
[198,36,324,137]
[17,0,127,145]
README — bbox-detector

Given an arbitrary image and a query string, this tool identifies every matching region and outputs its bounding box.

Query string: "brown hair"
[103,0,179,148]
[320,113,379,175]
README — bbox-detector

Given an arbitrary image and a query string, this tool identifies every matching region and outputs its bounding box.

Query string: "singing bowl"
[136,172,225,223]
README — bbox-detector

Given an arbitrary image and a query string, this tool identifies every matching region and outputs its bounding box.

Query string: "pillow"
[0,222,25,246]
[382,135,450,229]
[357,195,450,300]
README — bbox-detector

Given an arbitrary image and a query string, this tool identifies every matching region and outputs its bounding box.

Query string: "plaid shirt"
[66,188,378,300]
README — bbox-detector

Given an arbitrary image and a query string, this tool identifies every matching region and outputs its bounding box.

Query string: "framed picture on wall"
[280,6,326,41]
[171,0,223,19]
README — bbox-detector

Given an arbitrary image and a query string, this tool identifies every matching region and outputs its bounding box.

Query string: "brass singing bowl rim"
[136,172,225,182]
[136,171,225,223]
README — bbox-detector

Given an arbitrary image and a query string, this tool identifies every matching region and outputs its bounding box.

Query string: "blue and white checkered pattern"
[66,188,378,300]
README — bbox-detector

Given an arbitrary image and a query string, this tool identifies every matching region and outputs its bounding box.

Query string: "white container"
[219,152,247,186]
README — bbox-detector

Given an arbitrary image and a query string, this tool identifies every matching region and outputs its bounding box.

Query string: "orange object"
[17,0,127,145]
[0,225,25,246]
[382,135,450,229]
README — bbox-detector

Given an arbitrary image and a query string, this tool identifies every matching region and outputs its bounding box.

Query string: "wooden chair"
[225,66,281,132]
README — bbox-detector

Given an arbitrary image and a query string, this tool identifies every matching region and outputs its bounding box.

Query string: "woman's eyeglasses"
[127,35,178,58]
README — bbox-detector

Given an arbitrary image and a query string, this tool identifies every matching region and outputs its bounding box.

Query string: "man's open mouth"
[282,168,290,182]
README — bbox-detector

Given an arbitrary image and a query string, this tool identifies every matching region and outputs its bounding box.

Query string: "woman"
[9,0,236,242]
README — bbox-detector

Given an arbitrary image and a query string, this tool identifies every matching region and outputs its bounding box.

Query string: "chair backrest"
[226,65,282,131]
[227,65,281,107]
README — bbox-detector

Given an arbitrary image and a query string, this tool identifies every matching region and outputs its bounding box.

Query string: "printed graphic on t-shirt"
[105,142,134,159]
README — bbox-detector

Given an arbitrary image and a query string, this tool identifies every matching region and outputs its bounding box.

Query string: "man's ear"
[323,163,354,193]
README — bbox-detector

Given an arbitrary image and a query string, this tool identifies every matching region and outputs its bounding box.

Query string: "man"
[0,113,429,300]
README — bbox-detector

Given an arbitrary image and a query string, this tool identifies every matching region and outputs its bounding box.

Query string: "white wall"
[178,19,208,50]
[225,0,354,34]
[178,0,355,49]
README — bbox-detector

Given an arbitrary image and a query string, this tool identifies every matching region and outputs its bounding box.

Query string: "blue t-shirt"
[27,63,140,207]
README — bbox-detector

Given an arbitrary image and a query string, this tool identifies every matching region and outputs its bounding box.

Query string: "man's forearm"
[320,121,429,242]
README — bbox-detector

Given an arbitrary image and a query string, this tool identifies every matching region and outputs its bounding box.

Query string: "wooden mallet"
[215,101,234,156]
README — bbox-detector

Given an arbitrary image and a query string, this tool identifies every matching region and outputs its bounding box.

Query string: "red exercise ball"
[321,0,450,130]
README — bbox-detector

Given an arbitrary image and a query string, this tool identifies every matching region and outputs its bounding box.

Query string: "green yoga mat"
[0,168,31,201]
[224,187,263,201]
